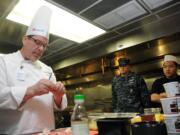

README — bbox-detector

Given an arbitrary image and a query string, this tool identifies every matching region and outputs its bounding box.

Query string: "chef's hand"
[49,82,65,95]
[20,79,57,107]
[29,79,57,96]
[49,81,66,108]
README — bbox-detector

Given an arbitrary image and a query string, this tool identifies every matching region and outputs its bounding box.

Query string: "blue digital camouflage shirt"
[112,72,150,113]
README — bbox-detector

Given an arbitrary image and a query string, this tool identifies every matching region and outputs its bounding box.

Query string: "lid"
[160,96,179,100]
[164,113,180,117]
[74,94,85,101]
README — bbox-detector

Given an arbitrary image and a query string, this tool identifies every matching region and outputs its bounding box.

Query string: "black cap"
[118,58,130,67]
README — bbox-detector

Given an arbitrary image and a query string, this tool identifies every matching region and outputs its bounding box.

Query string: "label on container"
[71,121,89,135]
[164,114,180,133]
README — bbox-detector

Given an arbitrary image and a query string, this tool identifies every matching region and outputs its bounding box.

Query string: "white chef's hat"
[163,55,179,64]
[26,6,52,40]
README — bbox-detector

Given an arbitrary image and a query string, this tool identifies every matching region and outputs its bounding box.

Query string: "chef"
[0,6,67,134]
[150,55,180,108]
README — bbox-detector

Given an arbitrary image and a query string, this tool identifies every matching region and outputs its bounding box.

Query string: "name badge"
[16,69,26,81]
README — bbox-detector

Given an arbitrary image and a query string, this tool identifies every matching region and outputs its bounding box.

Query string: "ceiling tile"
[94,1,146,29]
[142,0,173,10]
[157,2,180,17]
[51,0,97,13]
[81,0,131,20]
[116,15,157,33]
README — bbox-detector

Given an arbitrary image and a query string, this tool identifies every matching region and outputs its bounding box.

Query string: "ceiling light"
[6,0,105,43]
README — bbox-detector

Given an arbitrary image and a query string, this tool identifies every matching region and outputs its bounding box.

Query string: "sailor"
[112,58,150,113]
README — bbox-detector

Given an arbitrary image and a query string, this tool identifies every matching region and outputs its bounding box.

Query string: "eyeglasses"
[163,64,177,69]
[28,36,48,49]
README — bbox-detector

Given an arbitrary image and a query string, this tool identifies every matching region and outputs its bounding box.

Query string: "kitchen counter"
[33,127,98,135]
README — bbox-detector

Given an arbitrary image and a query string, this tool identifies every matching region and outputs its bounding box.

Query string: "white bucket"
[164,114,180,134]
[160,97,180,114]
[163,82,180,97]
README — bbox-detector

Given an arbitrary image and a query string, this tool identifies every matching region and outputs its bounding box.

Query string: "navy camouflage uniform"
[112,72,150,113]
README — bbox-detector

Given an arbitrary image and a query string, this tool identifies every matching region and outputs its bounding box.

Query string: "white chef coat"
[0,51,67,135]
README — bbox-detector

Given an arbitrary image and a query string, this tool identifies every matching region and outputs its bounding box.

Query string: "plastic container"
[160,97,180,114]
[144,108,161,115]
[97,118,130,135]
[164,114,180,134]
[163,82,180,97]
[71,94,89,135]
[131,121,167,135]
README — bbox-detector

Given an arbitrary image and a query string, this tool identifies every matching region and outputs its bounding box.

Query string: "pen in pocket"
[48,73,52,80]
